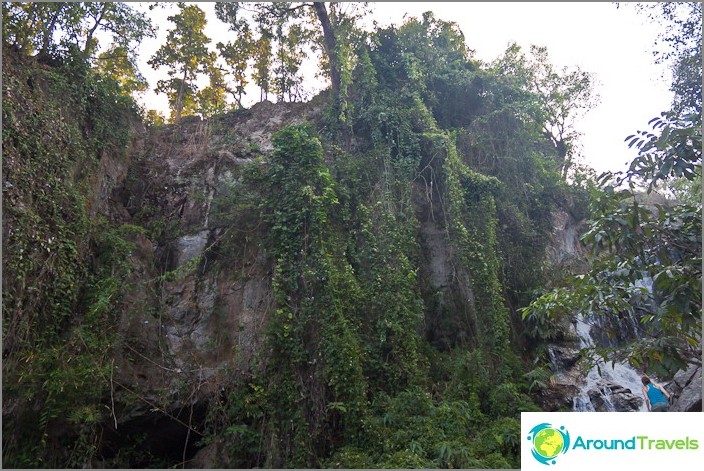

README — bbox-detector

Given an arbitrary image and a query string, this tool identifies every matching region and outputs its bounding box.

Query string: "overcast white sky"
[133,2,674,176]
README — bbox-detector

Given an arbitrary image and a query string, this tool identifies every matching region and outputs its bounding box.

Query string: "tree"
[2,2,83,58]
[523,4,702,376]
[197,59,230,118]
[78,2,156,60]
[94,45,148,96]
[144,109,166,127]
[1,2,155,62]
[523,112,701,374]
[156,77,200,122]
[629,2,702,203]
[216,30,254,108]
[631,2,702,117]
[213,2,369,108]
[252,33,273,101]
[272,21,311,102]
[491,43,598,179]
[148,3,213,123]
[215,2,312,103]
[312,2,340,98]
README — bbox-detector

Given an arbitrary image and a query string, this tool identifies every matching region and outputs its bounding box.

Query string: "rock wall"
[669,364,702,412]
[96,102,324,461]
[540,211,701,414]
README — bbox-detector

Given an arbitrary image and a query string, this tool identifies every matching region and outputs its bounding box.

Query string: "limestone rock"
[176,231,210,267]
[548,345,582,370]
[670,365,702,412]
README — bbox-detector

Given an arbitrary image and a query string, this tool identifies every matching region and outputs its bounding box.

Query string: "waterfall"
[571,314,647,412]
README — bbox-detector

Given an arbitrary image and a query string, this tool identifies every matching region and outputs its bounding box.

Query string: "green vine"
[442,135,512,377]
[2,51,140,467]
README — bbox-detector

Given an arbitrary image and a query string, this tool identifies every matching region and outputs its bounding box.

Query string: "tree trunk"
[176,68,188,124]
[40,7,63,58]
[83,5,107,58]
[312,2,340,100]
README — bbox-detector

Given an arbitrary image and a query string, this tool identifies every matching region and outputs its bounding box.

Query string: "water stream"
[571,315,647,412]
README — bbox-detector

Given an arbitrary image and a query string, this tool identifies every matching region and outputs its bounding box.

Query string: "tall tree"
[632,2,702,117]
[491,43,598,179]
[272,21,311,101]
[148,3,213,123]
[216,27,254,108]
[213,2,369,108]
[312,2,340,98]
[79,2,155,60]
[252,33,273,101]
[197,58,230,118]
[214,2,252,107]
[2,2,83,57]
[630,2,702,203]
[1,2,154,62]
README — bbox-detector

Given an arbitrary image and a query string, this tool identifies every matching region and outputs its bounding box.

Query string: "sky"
[132,2,675,176]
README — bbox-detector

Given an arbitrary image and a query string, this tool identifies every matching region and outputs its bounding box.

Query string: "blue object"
[647,383,668,404]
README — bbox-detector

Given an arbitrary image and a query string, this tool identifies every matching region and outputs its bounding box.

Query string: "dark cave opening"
[98,402,208,468]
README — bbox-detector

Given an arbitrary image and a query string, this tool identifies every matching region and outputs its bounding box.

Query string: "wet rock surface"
[548,345,581,370]
[587,381,643,412]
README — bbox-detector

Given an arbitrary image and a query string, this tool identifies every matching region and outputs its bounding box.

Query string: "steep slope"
[2,50,147,467]
[3,34,578,467]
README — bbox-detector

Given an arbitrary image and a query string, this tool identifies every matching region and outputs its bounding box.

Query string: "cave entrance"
[98,402,208,468]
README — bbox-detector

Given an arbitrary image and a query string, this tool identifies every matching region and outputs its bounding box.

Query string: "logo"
[527,423,571,465]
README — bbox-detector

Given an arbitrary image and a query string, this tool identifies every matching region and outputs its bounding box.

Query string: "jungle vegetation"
[2,2,700,468]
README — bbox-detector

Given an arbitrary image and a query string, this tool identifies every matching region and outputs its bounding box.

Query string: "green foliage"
[143,108,166,127]
[524,110,701,378]
[633,2,702,117]
[148,3,213,122]
[3,6,579,468]
[490,42,598,179]
[443,136,513,375]
[521,288,572,343]
[624,112,701,192]
[252,34,273,100]
[523,366,555,393]
[80,3,156,58]
[215,16,254,107]
[197,59,230,117]
[231,124,367,466]
[271,22,313,102]
[202,111,541,467]
[1,2,155,61]
[1,3,81,57]
[94,45,149,96]
[214,2,315,103]
[353,201,427,393]
[2,50,140,468]
[325,386,521,469]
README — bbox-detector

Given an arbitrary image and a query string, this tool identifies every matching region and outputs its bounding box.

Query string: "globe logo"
[526,423,570,465]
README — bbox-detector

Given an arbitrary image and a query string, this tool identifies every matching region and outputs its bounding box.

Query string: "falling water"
[572,315,647,412]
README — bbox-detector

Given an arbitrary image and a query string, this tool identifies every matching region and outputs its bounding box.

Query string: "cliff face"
[2,51,328,462]
[98,102,329,464]
[3,54,563,469]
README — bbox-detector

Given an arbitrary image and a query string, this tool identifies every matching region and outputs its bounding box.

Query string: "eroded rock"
[670,365,702,412]
[586,381,643,412]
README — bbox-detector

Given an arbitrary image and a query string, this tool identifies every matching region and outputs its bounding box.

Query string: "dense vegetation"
[2,2,700,469]
[523,2,702,377]
[184,13,577,468]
